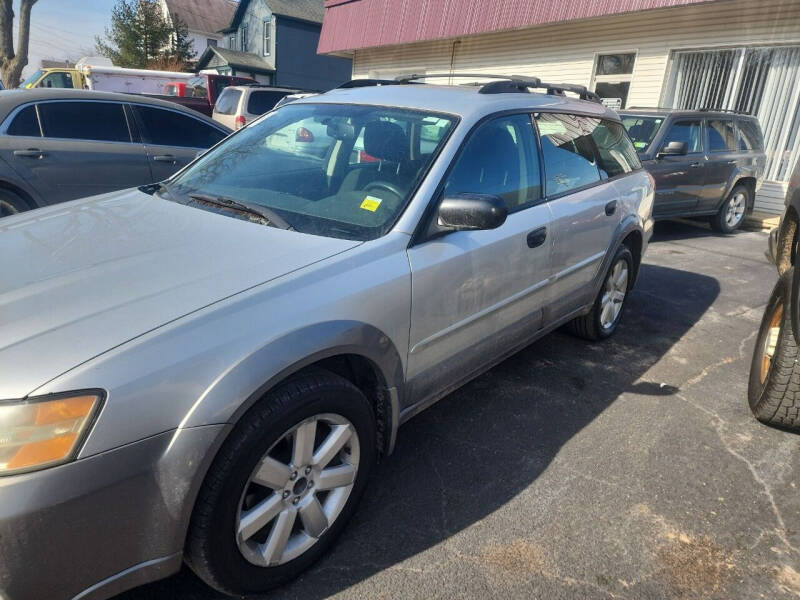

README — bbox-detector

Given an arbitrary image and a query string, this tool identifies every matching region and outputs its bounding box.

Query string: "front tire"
[186,371,376,595]
[748,268,800,431]
[0,188,30,218]
[567,245,634,341]
[711,184,749,233]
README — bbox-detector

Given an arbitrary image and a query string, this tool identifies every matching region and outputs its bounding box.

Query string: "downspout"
[448,40,461,85]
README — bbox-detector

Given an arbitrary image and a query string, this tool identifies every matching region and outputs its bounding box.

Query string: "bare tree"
[0,0,38,88]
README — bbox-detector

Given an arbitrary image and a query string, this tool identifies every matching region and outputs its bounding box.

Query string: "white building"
[160,0,238,59]
[319,0,800,221]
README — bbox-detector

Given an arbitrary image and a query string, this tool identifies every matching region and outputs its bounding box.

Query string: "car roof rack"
[337,73,602,103]
[338,78,402,88]
[697,107,751,115]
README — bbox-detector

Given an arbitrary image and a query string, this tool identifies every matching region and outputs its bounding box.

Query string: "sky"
[19,0,120,77]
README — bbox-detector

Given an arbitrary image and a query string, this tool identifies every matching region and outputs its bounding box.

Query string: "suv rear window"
[215,89,241,115]
[247,91,288,115]
[586,119,641,178]
[536,113,600,196]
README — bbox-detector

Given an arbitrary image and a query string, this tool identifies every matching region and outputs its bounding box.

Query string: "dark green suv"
[619,108,765,233]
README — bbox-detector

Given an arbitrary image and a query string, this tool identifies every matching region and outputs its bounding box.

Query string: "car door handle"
[526,227,547,248]
[689,162,703,168]
[13,148,44,158]
[726,160,738,165]
[152,154,176,163]
[605,200,617,216]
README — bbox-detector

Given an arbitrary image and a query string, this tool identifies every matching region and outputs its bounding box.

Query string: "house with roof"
[159,0,238,59]
[319,0,800,224]
[196,0,351,90]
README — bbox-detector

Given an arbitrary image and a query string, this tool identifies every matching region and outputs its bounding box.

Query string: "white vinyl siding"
[350,0,800,214]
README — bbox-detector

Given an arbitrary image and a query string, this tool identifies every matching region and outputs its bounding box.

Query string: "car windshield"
[621,115,665,152]
[20,69,43,89]
[166,103,457,240]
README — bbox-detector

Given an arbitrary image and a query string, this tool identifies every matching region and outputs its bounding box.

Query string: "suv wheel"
[0,189,30,218]
[186,371,376,595]
[748,268,800,431]
[711,184,749,233]
[567,245,633,341]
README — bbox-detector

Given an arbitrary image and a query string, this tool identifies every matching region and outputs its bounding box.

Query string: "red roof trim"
[319,0,718,54]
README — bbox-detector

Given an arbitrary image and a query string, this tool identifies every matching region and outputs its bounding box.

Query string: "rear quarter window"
[707,119,736,152]
[737,119,763,151]
[215,89,242,115]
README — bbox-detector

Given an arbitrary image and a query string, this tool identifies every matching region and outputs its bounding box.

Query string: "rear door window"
[247,91,287,115]
[215,89,241,115]
[661,119,702,153]
[585,118,641,178]
[38,101,131,142]
[7,105,41,136]
[134,105,227,149]
[537,113,600,196]
[707,119,736,152]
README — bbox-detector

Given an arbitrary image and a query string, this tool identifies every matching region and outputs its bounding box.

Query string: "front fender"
[182,319,405,429]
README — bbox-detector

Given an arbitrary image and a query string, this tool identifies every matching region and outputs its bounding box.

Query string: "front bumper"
[767,226,779,266]
[0,425,226,600]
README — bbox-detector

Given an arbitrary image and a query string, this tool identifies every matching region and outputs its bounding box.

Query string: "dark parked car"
[0,89,231,217]
[751,158,800,431]
[619,108,765,232]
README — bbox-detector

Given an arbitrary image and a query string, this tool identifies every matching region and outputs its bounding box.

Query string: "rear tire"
[748,268,800,431]
[711,184,749,233]
[0,188,30,218]
[186,370,376,596]
[567,245,633,341]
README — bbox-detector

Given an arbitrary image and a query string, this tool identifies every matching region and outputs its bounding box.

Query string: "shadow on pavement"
[116,262,719,600]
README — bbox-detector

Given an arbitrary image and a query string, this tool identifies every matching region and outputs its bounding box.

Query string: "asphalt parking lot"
[118,220,800,600]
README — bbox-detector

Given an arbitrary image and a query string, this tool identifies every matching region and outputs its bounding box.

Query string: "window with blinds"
[663,46,800,183]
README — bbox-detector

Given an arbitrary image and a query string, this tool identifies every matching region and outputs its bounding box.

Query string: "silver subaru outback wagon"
[0,75,654,600]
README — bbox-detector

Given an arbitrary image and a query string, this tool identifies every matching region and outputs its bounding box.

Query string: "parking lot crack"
[675,391,799,556]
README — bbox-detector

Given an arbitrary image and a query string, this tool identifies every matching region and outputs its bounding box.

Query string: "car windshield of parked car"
[166,103,457,240]
[621,115,664,152]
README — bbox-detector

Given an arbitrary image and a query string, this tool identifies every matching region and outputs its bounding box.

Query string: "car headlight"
[0,391,103,476]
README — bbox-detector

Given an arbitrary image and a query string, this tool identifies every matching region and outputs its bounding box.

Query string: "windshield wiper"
[188,193,293,230]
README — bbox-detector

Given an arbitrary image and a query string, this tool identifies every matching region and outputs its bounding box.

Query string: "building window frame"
[240,24,248,52]
[262,17,272,56]
[228,35,235,49]
[207,38,217,48]
[590,50,638,110]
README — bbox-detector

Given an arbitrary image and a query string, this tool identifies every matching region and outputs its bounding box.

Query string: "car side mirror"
[657,141,688,158]
[438,193,507,231]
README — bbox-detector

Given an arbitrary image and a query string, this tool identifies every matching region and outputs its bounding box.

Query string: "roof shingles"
[163,0,238,34]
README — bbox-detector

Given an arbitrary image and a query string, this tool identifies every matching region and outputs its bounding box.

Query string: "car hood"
[0,189,360,399]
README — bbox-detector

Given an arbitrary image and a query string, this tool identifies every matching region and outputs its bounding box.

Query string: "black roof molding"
[337,73,602,103]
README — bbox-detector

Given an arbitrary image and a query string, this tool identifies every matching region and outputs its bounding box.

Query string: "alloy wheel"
[235,413,360,567]
[600,259,628,330]
[760,301,783,385]
[725,192,746,229]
